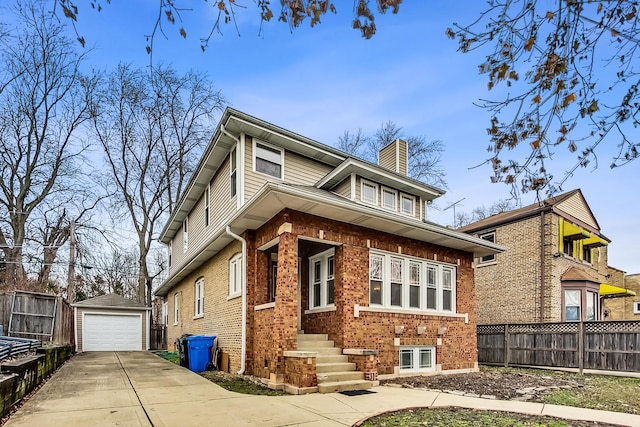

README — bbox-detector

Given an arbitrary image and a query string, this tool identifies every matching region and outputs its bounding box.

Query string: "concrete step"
[318,379,373,394]
[297,340,334,349]
[297,333,328,341]
[316,371,364,384]
[303,347,342,355]
[316,362,356,373]
[316,354,348,364]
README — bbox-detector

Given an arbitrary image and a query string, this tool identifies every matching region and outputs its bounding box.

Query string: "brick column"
[273,231,299,376]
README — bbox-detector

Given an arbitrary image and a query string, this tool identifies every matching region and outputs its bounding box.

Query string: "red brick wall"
[247,208,477,379]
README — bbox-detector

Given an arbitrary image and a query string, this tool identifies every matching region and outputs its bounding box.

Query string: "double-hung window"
[400,194,415,216]
[230,147,237,196]
[254,141,283,179]
[194,278,204,318]
[564,290,581,321]
[229,254,242,298]
[382,187,397,211]
[369,250,456,313]
[182,217,188,252]
[369,254,383,305]
[309,249,335,308]
[479,232,496,263]
[161,302,168,325]
[634,302,640,314]
[173,293,179,325]
[205,185,210,226]
[361,180,378,205]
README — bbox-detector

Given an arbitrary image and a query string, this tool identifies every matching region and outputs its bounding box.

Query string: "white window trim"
[309,248,335,309]
[205,185,210,226]
[400,193,416,216]
[182,217,188,253]
[399,346,436,373]
[161,302,168,325]
[168,240,172,267]
[478,232,496,264]
[173,293,179,325]
[253,139,284,180]
[381,187,398,211]
[361,179,378,205]
[634,302,640,314]
[194,278,204,318]
[369,249,456,314]
[229,253,242,299]
[230,146,237,197]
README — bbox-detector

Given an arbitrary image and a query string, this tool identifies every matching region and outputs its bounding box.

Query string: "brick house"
[154,108,502,393]
[601,269,639,320]
[458,189,629,325]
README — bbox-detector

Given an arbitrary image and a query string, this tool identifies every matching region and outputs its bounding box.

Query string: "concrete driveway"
[5,351,640,427]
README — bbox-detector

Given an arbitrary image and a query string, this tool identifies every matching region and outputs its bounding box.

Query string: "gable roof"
[72,293,150,310]
[160,108,447,243]
[458,189,607,239]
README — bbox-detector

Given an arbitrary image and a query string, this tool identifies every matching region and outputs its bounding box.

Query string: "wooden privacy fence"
[477,321,640,373]
[0,291,74,346]
[150,325,167,350]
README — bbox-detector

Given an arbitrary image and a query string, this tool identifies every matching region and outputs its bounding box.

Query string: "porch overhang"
[155,182,505,296]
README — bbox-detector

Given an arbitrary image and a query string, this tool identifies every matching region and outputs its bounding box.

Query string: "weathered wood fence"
[150,325,167,350]
[0,291,74,346]
[477,321,640,373]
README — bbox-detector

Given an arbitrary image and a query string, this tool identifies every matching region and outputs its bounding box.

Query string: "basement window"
[399,346,435,372]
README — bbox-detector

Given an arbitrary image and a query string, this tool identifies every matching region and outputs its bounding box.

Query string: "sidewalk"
[4,351,640,427]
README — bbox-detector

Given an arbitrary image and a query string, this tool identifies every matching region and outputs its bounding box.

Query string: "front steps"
[297,333,373,394]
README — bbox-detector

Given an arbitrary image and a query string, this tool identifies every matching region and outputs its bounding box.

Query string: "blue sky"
[20,1,640,273]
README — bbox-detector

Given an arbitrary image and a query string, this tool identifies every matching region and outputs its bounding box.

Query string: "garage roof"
[72,293,150,311]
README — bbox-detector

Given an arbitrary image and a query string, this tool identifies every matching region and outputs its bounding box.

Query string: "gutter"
[226,226,247,375]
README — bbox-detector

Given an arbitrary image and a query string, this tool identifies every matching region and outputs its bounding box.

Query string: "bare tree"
[90,64,225,305]
[0,1,95,290]
[55,0,404,56]
[456,199,518,228]
[340,121,447,188]
[448,1,640,196]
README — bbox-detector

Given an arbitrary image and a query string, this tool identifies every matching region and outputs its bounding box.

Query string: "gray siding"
[244,135,333,202]
[557,193,598,229]
[333,177,352,199]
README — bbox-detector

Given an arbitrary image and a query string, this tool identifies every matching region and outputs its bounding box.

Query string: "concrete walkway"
[4,351,640,427]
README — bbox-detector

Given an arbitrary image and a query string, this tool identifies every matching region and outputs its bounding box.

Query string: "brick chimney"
[378,138,408,175]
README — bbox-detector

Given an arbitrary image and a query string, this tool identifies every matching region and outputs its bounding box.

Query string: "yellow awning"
[600,283,636,297]
[563,221,590,240]
[583,235,607,248]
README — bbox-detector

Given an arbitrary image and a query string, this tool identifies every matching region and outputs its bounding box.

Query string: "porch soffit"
[156,182,505,296]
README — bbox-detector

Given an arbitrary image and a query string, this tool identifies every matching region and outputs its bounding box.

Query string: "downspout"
[540,210,546,322]
[226,226,247,375]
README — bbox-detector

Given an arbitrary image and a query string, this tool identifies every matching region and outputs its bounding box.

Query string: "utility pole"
[67,221,76,303]
[444,198,465,228]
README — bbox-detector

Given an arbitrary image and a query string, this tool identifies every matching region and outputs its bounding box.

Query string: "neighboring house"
[602,270,640,320]
[73,293,151,352]
[458,189,632,325]
[154,108,502,393]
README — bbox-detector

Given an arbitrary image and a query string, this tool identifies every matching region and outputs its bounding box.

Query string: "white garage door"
[83,313,142,351]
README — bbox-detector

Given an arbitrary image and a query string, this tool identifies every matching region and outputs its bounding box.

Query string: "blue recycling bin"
[185,335,215,372]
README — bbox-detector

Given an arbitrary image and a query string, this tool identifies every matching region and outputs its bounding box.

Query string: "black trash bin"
[175,334,191,368]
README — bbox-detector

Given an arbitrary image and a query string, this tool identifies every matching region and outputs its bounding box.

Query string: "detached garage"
[73,293,151,352]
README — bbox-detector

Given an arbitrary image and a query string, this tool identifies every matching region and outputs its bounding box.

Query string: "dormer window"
[361,180,378,205]
[254,141,283,179]
[401,194,415,216]
[382,187,397,211]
